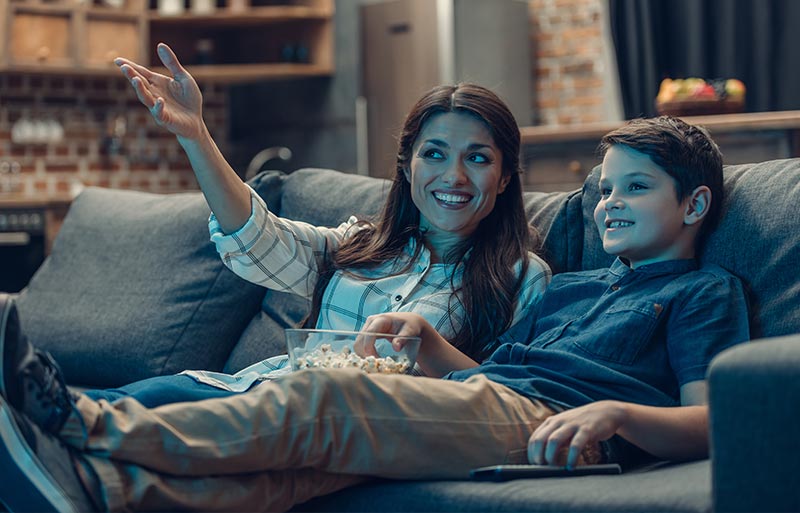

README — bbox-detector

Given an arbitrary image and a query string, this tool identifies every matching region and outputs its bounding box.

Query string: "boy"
[0,116,749,512]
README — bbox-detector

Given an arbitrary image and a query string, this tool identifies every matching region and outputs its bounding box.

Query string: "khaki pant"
[65,370,567,511]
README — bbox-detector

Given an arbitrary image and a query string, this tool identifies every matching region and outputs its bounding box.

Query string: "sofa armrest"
[708,334,800,512]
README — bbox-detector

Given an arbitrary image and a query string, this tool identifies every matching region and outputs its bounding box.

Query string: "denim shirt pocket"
[572,300,662,365]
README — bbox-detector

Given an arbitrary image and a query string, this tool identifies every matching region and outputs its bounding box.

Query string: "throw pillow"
[15,171,283,388]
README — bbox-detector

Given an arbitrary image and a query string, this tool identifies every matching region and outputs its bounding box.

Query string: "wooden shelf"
[520,110,800,145]
[148,4,331,25]
[520,110,800,192]
[0,0,334,81]
[154,62,332,82]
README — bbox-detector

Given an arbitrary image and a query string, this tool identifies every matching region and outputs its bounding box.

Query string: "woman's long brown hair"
[305,83,538,361]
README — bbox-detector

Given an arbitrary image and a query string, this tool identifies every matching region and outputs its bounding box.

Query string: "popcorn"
[295,343,412,374]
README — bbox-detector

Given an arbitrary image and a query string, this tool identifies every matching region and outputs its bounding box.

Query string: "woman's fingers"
[130,76,157,111]
[115,57,171,88]
[157,43,190,80]
[118,62,164,112]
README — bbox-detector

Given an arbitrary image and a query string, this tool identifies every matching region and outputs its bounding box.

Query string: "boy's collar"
[609,257,698,276]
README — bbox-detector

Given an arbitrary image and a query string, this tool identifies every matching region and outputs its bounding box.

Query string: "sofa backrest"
[238,159,800,371]
[15,158,800,387]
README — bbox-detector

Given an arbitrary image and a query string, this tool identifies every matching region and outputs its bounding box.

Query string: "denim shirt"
[446,258,750,410]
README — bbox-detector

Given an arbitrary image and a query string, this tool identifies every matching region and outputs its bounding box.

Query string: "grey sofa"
[13,158,800,512]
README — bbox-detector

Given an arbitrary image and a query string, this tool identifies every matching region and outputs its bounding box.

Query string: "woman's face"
[405,111,509,253]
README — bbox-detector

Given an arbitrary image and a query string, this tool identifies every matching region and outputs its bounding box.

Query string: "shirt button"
[394,295,403,302]
[611,285,620,291]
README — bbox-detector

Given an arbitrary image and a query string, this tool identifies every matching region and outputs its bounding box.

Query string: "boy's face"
[594,145,700,268]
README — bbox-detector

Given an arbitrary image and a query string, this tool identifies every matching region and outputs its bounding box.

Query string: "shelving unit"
[0,0,147,74]
[0,0,334,81]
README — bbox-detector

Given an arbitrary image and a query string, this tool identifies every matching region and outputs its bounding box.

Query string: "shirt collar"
[609,257,698,277]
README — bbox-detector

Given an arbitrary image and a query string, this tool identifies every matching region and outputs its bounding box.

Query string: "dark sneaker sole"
[0,396,78,513]
[0,295,13,399]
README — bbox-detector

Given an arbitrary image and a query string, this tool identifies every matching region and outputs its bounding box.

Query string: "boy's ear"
[684,185,712,226]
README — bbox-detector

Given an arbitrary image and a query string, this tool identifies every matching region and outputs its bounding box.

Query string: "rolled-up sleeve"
[208,185,358,298]
[511,252,552,325]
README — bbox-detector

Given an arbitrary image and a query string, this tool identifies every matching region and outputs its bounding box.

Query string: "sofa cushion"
[223,290,310,373]
[295,460,711,513]
[15,171,284,388]
[525,189,584,274]
[278,167,390,225]
[580,158,800,339]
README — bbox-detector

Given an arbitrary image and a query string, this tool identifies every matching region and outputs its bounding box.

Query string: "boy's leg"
[83,454,368,512]
[66,369,556,479]
[2,392,364,512]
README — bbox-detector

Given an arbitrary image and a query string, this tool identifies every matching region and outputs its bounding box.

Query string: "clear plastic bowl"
[285,328,421,374]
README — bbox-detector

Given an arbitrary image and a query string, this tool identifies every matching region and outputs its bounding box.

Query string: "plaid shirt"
[210,186,551,340]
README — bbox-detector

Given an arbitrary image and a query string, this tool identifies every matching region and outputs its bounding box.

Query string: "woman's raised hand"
[115,43,205,141]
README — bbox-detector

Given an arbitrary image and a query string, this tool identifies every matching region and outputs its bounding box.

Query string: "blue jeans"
[83,375,243,408]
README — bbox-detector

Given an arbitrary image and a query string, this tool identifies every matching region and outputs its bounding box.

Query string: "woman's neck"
[423,232,467,264]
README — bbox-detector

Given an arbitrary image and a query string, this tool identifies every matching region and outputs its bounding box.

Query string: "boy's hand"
[115,43,205,141]
[528,400,627,468]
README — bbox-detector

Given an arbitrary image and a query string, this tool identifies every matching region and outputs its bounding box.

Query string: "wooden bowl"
[655,98,745,117]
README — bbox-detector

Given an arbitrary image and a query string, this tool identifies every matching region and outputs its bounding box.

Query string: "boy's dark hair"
[597,116,724,249]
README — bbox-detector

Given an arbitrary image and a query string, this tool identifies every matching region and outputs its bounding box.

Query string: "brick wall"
[0,74,228,195]
[1,1,611,196]
[529,0,608,125]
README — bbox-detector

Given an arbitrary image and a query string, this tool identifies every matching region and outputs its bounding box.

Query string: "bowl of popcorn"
[285,329,421,374]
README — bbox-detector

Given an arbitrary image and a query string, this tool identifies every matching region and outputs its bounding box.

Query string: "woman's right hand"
[355,313,479,377]
[115,43,205,141]
[354,313,430,357]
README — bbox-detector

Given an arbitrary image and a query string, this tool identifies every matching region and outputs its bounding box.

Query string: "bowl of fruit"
[655,77,746,116]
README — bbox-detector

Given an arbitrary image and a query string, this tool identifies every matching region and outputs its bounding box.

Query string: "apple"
[725,79,746,99]
[657,78,678,102]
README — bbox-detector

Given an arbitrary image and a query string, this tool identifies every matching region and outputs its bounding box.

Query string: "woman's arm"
[528,380,710,468]
[358,313,479,378]
[116,43,251,233]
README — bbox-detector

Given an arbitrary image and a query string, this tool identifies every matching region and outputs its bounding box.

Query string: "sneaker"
[0,293,21,399]
[0,294,75,434]
[0,395,99,512]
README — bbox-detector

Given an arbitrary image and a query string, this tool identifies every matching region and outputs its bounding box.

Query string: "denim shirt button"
[394,295,403,302]
[611,285,620,291]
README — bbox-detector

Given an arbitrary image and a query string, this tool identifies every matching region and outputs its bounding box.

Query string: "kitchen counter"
[0,193,74,255]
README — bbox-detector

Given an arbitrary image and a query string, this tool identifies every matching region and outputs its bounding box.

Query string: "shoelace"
[23,352,70,433]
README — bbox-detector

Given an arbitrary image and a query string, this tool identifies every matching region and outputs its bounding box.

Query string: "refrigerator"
[359,0,533,178]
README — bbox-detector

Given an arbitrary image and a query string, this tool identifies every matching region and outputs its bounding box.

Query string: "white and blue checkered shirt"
[210,186,551,341]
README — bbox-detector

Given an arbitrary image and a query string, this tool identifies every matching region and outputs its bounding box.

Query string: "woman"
[84,43,550,406]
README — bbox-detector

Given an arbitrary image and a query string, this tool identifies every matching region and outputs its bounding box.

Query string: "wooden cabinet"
[0,0,333,81]
[148,0,334,82]
[0,0,147,74]
[82,5,147,71]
